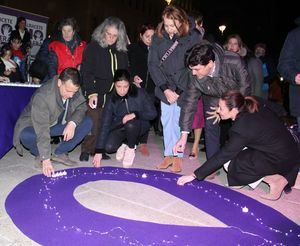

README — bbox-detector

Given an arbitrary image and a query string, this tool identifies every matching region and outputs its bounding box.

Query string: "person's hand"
[122,113,136,124]
[164,89,179,104]
[88,95,98,109]
[177,175,196,186]
[295,73,300,84]
[173,133,188,155]
[42,159,54,177]
[93,153,102,168]
[62,122,76,141]
[133,75,142,84]
[206,106,220,125]
[4,70,11,76]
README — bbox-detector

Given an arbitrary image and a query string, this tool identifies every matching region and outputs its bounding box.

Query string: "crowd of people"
[4,5,299,201]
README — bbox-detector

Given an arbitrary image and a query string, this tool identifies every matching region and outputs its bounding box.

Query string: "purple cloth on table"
[5,167,300,245]
[0,85,37,158]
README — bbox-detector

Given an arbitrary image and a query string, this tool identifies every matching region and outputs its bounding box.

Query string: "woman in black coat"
[176,91,300,200]
[92,69,157,168]
[128,23,161,155]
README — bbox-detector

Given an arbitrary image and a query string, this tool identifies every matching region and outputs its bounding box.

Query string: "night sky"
[193,1,299,60]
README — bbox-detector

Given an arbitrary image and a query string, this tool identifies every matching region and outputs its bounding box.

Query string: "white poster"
[0,5,48,56]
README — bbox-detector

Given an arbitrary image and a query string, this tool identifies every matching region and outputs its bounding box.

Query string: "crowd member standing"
[148,5,202,172]
[92,69,156,168]
[9,16,31,55]
[128,23,159,156]
[278,17,300,133]
[225,34,263,97]
[79,17,128,162]
[48,17,86,79]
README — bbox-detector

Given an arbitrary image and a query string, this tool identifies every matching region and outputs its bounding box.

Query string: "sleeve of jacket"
[80,43,97,96]
[193,64,249,97]
[179,79,202,132]
[277,31,298,84]
[138,89,157,121]
[194,131,247,180]
[48,49,58,79]
[148,36,169,91]
[95,100,114,153]
[31,94,52,160]
[128,44,138,77]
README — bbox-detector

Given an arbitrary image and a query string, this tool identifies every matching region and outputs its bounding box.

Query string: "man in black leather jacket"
[177,42,250,174]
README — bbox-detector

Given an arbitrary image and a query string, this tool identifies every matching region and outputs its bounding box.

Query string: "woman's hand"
[122,113,136,124]
[164,89,179,104]
[88,95,98,109]
[93,153,102,168]
[177,175,196,186]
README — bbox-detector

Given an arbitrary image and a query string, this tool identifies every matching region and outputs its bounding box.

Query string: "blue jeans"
[20,116,92,156]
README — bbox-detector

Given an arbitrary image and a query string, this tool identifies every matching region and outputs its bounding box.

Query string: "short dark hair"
[113,69,131,83]
[185,42,215,67]
[59,67,81,86]
[58,17,79,32]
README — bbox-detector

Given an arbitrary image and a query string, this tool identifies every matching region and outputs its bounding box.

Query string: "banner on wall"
[0,5,48,56]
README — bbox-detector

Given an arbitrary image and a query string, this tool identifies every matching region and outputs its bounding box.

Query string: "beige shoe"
[122,147,135,168]
[116,144,128,161]
[51,153,78,166]
[157,156,173,169]
[171,157,182,173]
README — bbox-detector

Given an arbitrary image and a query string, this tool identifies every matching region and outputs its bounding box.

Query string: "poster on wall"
[0,5,48,56]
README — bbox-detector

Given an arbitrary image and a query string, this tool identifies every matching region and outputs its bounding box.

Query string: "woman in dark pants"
[175,91,300,200]
[92,69,157,168]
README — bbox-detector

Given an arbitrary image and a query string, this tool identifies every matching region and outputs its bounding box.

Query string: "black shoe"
[102,153,111,160]
[79,152,89,162]
[51,136,61,144]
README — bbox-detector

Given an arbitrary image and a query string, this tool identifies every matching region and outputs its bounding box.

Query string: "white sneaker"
[116,144,128,161]
[122,147,135,168]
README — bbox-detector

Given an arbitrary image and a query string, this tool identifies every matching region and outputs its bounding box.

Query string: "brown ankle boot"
[157,156,173,169]
[171,157,182,173]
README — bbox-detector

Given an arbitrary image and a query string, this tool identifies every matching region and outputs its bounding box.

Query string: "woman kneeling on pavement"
[175,90,300,200]
[92,69,157,168]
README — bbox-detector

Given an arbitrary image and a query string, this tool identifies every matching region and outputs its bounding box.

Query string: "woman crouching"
[175,90,300,200]
[93,69,157,168]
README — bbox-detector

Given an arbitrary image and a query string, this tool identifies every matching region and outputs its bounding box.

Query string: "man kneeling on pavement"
[13,67,92,177]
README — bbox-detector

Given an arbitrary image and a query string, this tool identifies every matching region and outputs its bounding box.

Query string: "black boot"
[79,152,89,161]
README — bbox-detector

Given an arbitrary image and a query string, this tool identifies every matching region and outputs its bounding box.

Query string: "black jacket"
[81,41,128,107]
[179,44,251,132]
[148,29,201,104]
[194,105,300,186]
[95,85,157,152]
[128,41,155,94]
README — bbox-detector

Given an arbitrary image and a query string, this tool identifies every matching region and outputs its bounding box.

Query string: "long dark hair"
[221,90,258,114]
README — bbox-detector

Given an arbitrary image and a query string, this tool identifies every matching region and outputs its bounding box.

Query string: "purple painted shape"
[5,167,300,245]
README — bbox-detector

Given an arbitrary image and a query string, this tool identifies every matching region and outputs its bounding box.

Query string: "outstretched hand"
[206,106,220,125]
[177,175,196,186]
[93,153,102,168]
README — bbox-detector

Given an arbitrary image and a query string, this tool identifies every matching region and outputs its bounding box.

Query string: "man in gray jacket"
[175,42,250,171]
[13,68,92,177]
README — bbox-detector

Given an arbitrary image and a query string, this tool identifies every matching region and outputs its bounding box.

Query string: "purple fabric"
[5,167,300,245]
[0,85,37,158]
